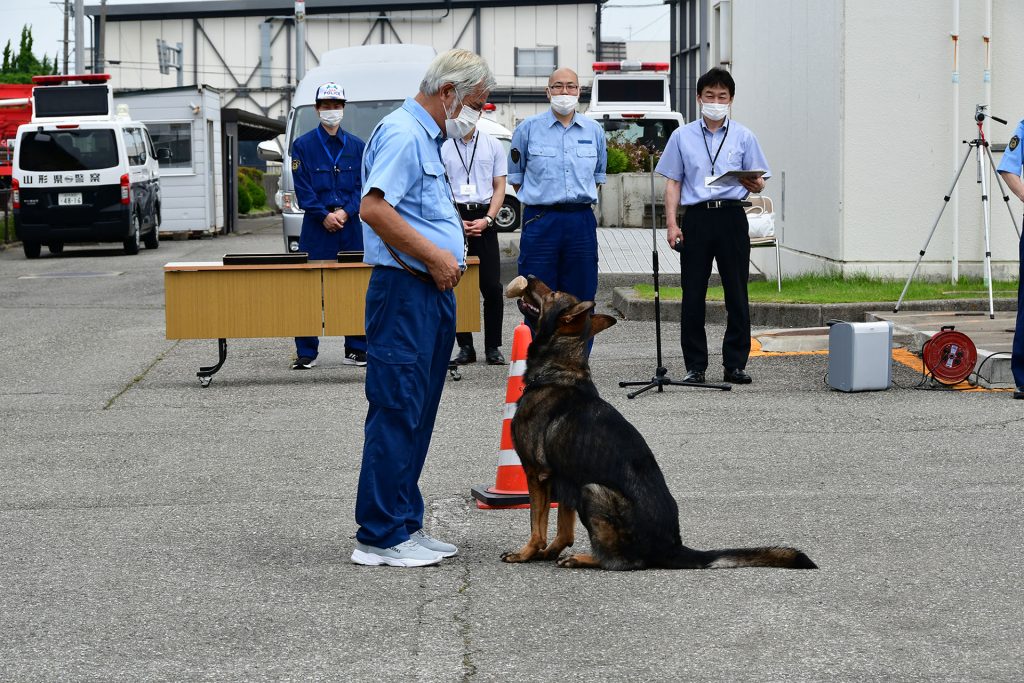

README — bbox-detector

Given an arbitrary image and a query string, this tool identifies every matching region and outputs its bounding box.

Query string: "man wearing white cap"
[290,82,368,369]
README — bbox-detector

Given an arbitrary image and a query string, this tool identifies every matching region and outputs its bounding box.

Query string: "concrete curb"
[611,287,1017,328]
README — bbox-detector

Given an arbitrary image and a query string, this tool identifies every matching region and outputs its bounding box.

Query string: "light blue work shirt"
[656,117,771,205]
[997,119,1024,177]
[506,109,607,206]
[361,97,464,273]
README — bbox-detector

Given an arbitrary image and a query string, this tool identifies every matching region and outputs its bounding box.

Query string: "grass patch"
[633,273,1018,304]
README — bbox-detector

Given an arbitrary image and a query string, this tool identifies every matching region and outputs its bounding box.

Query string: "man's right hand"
[425,248,462,291]
[323,213,344,232]
[667,226,682,250]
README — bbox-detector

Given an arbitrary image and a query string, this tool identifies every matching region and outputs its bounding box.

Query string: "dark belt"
[456,202,490,212]
[531,203,592,213]
[687,200,752,210]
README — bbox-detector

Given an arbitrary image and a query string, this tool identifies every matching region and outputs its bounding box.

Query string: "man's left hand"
[740,176,766,193]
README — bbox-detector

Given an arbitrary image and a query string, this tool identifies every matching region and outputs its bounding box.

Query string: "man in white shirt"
[441,121,508,365]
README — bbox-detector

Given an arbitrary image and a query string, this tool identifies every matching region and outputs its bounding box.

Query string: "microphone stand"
[619,156,732,398]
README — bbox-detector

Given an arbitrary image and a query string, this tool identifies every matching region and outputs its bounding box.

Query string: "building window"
[148,121,194,172]
[515,47,558,77]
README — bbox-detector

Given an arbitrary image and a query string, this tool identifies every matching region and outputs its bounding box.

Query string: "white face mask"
[319,109,344,127]
[444,90,480,139]
[701,101,730,121]
[550,94,579,116]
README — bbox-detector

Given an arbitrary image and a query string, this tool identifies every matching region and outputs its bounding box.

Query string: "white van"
[259,44,435,253]
[12,74,162,258]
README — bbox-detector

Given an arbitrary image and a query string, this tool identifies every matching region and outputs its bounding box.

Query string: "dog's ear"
[558,301,596,334]
[588,313,617,338]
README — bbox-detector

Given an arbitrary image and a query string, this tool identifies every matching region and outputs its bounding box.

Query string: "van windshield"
[290,101,404,151]
[19,129,119,171]
[600,119,679,153]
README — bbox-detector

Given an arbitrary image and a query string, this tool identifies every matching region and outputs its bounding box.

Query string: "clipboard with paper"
[705,169,767,187]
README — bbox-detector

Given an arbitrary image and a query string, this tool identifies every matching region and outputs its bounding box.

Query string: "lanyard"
[702,121,729,175]
[317,126,347,172]
[453,133,479,185]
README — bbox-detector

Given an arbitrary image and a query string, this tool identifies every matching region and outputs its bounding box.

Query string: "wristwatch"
[484,215,495,228]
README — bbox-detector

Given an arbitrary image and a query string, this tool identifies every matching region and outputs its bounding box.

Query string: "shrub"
[606,146,629,174]
[237,177,252,214]
[237,171,265,212]
[606,140,663,174]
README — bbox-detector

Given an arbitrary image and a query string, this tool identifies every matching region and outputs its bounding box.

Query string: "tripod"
[619,158,732,398]
[895,106,1022,319]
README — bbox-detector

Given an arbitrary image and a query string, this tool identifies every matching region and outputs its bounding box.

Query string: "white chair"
[745,195,781,291]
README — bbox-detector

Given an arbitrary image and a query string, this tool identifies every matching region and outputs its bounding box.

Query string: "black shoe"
[724,368,752,384]
[485,347,506,365]
[342,348,367,366]
[682,370,705,384]
[1014,387,1024,400]
[453,346,477,365]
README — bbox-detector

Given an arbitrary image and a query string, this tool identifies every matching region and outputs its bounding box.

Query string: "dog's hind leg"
[556,552,601,569]
[538,504,576,561]
[501,475,553,563]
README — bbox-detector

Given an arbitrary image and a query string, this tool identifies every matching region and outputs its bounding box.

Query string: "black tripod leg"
[197,338,227,388]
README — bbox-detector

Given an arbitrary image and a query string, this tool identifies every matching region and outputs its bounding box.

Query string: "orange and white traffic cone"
[471,323,533,509]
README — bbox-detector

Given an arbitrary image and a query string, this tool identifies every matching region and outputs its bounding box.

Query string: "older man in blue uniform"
[290,82,367,369]
[656,67,770,385]
[353,50,497,567]
[996,118,1024,399]
[507,67,607,323]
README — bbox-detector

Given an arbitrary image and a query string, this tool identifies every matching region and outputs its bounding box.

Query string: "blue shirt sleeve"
[997,121,1024,176]
[594,124,607,184]
[655,129,685,182]
[292,136,329,224]
[507,121,528,186]
[343,137,365,217]
[362,124,420,208]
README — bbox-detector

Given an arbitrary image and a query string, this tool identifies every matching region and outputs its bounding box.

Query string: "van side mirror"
[257,140,282,163]
[157,148,172,162]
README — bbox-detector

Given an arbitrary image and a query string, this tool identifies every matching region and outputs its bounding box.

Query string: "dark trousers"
[455,205,504,350]
[1013,229,1024,388]
[679,205,751,372]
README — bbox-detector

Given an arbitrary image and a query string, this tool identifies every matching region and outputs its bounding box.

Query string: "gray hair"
[420,49,496,98]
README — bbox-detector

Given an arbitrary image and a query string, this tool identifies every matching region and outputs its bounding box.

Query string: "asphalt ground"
[1,220,1022,681]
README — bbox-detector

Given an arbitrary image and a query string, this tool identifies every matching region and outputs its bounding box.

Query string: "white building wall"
[729,0,1023,279]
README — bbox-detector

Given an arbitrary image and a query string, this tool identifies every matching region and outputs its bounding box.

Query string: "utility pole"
[74,0,84,74]
[295,0,306,83]
[63,0,70,74]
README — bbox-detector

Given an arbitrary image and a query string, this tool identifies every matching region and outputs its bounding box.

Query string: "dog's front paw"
[501,551,529,563]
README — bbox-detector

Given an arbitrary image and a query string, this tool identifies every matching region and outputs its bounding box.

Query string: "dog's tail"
[661,545,817,570]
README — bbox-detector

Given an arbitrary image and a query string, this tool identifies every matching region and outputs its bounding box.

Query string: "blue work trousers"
[355,267,456,548]
[1013,231,1024,388]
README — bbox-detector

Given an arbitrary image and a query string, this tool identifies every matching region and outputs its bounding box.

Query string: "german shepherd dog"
[501,275,816,570]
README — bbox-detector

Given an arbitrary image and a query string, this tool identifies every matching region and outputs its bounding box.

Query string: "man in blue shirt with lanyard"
[353,50,496,568]
[996,118,1024,400]
[507,67,607,328]
[656,67,770,385]
[290,82,367,369]
[442,120,508,366]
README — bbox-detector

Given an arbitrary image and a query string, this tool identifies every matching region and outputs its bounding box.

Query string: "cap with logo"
[316,82,346,102]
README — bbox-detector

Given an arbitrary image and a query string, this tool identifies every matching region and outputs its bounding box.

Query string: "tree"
[1,41,11,73]
[0,25,51,83]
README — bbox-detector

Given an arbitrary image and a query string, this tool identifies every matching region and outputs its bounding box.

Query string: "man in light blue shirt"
[353,49,497,568]
[507,67,607,322]
[656,67,770,385]
[996,118,1024,399]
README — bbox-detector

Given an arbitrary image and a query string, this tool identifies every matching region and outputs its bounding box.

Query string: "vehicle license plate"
[58,193,83,206]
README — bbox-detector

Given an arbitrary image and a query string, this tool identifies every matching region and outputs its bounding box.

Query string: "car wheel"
[494,199,520,232]
[143,213,160,250]
[23,241,41,259]
[48,242,64,254]
[124,215,141,255]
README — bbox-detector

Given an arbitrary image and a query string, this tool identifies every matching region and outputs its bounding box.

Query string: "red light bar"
[483,103,496,112]
[592,61,669,73]
[32,74,112,85]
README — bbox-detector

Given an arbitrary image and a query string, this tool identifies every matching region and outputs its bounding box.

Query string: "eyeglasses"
[547,83,580,94]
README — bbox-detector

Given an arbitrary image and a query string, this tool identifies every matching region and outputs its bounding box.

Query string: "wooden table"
[165,258,480,386]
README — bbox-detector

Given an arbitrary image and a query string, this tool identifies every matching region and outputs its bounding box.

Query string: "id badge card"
[460,183,477,196]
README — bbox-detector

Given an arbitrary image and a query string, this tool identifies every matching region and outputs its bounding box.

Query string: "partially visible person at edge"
[996,117,1024,400]
[655,67,770,386]
[506,67,607,352]
[442,118,508,366]
[289,81,367,369]
[353,49,496,568]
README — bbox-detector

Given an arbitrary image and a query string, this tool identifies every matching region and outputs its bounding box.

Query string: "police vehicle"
[584,60,685,154]
[12,74,163,258]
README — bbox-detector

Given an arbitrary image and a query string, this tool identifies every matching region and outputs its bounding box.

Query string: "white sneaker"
[410,529,458,558]
[350,539,442,567]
